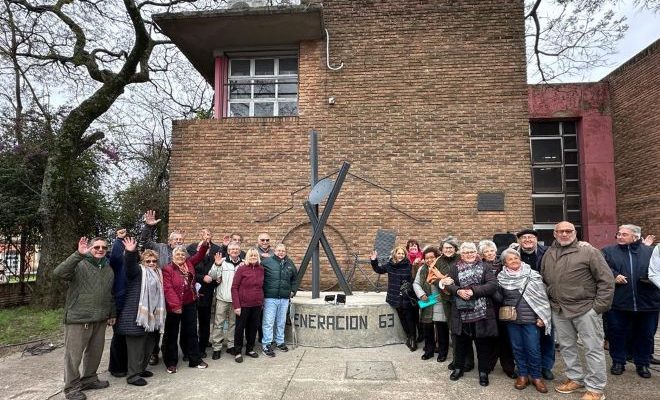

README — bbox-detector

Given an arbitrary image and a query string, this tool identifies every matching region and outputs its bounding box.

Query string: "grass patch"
[0,306,63,346]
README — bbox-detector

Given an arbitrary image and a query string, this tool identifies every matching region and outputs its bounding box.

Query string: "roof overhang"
[153,4,324,84]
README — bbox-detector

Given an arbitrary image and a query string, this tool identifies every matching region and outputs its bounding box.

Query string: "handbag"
[454,296,476,310]
[499,275,531,321]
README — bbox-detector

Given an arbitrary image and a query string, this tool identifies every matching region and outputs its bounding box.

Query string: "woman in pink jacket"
[231,248,265,363]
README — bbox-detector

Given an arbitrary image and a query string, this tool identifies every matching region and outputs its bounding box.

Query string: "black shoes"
[246,350,259,358]
[421,353,433,360]
[541,368,555,380]
[505,370,518,379]
[263,345,276,357]
[127,378,147,386]
[81,380,109,391]
[479,372,489,387]
[437,354,447,362]
[464,364,474,372]
[148,353,159,366]
[610,363,625,375]
[227,347,239,356]
[449,369,463,381]
[650,356,660,365]
[110,371,127,378]
[636,365,651,378]
[277,343,289,352]
[200,352,207,359]
[212,351,222,360]
[139,370,153,378]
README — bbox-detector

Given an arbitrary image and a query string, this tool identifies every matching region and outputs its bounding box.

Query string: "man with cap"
[514,228,555,380]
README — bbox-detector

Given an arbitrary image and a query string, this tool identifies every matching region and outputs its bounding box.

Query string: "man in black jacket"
[602,224,659,378]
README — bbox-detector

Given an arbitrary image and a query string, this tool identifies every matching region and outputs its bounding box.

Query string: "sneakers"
[263,345,276,357]
[65,391,87,400]
[195,361,208,369]
[580,391,606,400]
[166,366,177,374]
[81,380,109,391]
[148,353,159,366]
[277,343,289,352]
[555,379,586,394]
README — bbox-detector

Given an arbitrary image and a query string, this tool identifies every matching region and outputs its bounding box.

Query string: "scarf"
[456,260,488,323]
[85,254,108,268]
[136,265,166,332]
[497,262,552,335]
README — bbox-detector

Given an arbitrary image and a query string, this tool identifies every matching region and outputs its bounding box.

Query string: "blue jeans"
[540,325,555,370]
[262,298,289,348]
[507,323,542,379]
[607,309,658,366]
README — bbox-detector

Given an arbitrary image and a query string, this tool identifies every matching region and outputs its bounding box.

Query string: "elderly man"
[541,221,614,400]
[53,237,116,400]
[257,233,275,258]
[140,209,184,365]
[602,224,659,378]
[209,241,243,359]
[514,229,556,380]
[261,244,298,356]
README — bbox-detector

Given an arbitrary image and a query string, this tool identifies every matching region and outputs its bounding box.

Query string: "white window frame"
[228,56,298,117]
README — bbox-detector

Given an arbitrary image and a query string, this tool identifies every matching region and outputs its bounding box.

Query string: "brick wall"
[604,39,659,238]
[170,0,531,290]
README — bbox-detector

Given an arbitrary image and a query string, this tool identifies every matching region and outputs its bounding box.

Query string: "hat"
[516,229,539,239]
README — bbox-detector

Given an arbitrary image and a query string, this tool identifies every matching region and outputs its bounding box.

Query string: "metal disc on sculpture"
[308,178,334,205]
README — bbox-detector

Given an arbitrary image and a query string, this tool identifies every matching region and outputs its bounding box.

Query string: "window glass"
[564,151,578,165]
[279,58,298,75]
[568,210,582,224]
[530,121,560,136]
[229,81,251,99]
[566,180,580,193]
[229,103,249,117]
[278,102,298,116]
[566,195,580,210]
[255,59,275,75]
[564,136,577,150]
[533,167,563,193]
[563,122,576,135]
[278,80,298,98]
[254,81,275,98]
[254,102,274,117]
[230,60,250,76]
[533,197,564,223]
[531,139,562,164]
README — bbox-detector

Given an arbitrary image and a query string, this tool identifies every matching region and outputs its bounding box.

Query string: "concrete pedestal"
[287,291,406,348]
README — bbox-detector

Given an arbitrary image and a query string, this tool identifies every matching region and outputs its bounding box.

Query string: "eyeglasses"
[259,239,270,242]
[93,245,108,251]
[144,260,158,264]
[555,229,575,235]
[615,232,631,237]
[462,251,477,254]
[520,235,537,240]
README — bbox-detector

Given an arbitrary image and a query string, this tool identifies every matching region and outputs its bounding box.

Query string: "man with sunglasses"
[257,233,275,258]
[53,237,116,400]
[541,221,614,400]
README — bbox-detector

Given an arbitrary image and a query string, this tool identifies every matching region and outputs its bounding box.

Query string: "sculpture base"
[286,291,406,348]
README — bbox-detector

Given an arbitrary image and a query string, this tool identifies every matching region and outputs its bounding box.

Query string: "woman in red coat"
[231,248,265,363]
[162,240,209,373]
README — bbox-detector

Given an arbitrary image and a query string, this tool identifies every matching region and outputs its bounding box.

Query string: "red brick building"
[155,1,658,289]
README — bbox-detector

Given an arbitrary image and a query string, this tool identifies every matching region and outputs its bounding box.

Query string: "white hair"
[620,224,642,239]
[459,242,477,254]
[478,240,497,255]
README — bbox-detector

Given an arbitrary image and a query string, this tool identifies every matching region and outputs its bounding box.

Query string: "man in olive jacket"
[261,243,297,357]
[541,221,614,400]
[53,237,116,400]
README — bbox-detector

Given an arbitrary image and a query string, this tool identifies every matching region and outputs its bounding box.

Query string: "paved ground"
[1,330,659,400]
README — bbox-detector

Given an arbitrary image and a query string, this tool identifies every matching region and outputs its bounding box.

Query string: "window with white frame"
[228,56,298,117]
[529,121,582,245]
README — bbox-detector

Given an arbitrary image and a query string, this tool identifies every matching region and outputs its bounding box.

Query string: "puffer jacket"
[262,255,298,299]
[602,239,659,311]
[371,257,415,309]
[501,287,537,324]
[53,252,116,324]
[162,243,208,312]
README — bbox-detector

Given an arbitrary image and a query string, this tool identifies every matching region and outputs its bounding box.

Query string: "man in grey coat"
[541,221,614,400]
[53,237,116,400]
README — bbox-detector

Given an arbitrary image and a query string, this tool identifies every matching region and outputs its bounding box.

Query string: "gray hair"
[227,242,241,251]
[172,245,188,256]
[478,240,497,255]
[458,242,477,254]
[441,236,459,250]
[501,248,521,261]
[275,243,286,251]
[620,224,642,239]
[168,231,183,241]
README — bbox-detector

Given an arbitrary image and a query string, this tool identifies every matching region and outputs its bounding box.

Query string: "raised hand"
[643,235,656,246]
[78,237,90,254]
[143,210,161,226]
[123,237,137,252]
[370,250,378,261]
[116,228,127,239]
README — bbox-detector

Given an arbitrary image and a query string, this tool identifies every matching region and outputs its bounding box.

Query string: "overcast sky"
[571,2,660,82]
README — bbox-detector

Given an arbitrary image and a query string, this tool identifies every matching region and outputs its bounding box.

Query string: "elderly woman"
[117,237,165,386]
[414,246,453,362]
[479,240,517,380]
[497,248,552,393]
[231,248,265,363]
[445,242,498,386]
[162,240,209,373]
[371,246,418,351]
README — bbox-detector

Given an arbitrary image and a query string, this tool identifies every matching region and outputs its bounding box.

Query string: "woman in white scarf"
[497,248,551,394]
[117,237,165,386]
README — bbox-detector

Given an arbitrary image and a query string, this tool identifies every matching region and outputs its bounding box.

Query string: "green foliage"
[0,306,63,345]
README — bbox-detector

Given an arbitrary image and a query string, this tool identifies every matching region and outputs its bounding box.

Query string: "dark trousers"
[396,307,417,338]
[197,305,212,353]
[454,334,495,373]
[451,334,474,368]
[125,333,157,382]
[489,320,515,374]
[108,324,127,374]
[234,306,261,353]
[152,333,160,356]
[163,303,202,367]
[607,309,659,366]
[422,321,449,357]
[540,326,556,370]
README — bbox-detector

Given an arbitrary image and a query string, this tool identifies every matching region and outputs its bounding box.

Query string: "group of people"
[54,212,659,400]
[370,222,659,400]
[54,210,298,400]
